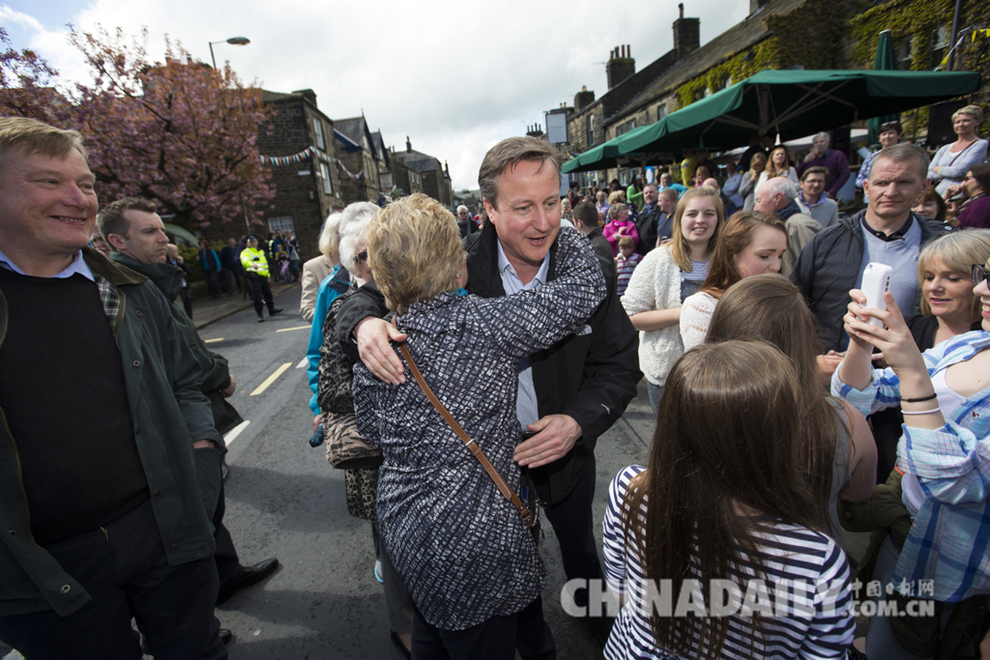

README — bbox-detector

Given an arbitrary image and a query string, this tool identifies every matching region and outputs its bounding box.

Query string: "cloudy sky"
[2,0,750,191]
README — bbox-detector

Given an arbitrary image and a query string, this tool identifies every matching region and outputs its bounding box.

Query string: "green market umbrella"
[562,123,655,173]
[867,30,900,145]
[616,68,980,157]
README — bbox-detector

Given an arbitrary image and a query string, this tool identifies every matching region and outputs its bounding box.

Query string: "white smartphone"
[860,263,893,328]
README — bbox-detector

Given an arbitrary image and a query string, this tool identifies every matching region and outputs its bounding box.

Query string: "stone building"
[387,143,426,197]
[390,137,454,207]
[561,0,990,186]
[253,88,344,257]
[333,116,384,204]
[564,0,850,186]
[371,131,393,197]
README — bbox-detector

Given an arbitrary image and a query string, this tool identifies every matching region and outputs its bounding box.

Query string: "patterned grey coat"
[352,227,607,631]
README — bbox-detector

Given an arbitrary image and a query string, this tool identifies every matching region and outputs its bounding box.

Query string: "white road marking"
[276,325,310,333]
[204,337,224,343]
[296,358,308,369]
[250,362,293,396]
[223,420,251,445]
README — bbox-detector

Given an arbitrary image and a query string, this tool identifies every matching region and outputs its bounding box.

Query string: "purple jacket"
[796,149,851,197]
[956,196,990,230]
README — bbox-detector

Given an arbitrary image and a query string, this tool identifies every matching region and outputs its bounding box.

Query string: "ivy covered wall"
[676,0,851,108]
[672,0,988,138]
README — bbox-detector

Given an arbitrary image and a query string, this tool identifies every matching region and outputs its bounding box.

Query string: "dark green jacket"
[110,252,244,436]
[0,248,222,617]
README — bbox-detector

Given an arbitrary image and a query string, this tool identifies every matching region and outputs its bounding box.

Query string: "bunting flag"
[336,159,364,180]
[260,146,314,166]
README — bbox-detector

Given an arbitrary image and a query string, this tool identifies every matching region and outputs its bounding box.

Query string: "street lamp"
[209,36,250,70]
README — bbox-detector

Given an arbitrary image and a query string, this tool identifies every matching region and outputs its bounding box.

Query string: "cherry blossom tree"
[1,26,275,229]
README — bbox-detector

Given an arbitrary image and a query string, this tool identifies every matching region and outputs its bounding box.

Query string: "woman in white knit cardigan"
[621,187,723,413]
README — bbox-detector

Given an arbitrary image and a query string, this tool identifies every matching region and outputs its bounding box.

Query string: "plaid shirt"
[833,330,990,602]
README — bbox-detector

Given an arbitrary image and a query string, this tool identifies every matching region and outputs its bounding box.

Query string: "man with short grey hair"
[792,143,952,352]
[795,131,851,199]
[754,176,822,276]
[456,204,477,238]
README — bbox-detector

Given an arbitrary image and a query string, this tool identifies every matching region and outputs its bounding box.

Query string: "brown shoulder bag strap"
[392,318,534,528]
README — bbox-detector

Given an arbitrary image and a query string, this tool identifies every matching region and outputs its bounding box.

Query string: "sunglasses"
[973,263,987,287]
[355,250,369,265]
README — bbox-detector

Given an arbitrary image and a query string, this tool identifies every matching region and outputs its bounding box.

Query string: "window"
[895,36,913,70]
[587,115,595,146]
[320,162,333,195]
[619,169,629,186]
[268,217,295,233]
[657,105,667,121]
[615,119,638,137]
[931,26,950,69]
[313,118,325,150]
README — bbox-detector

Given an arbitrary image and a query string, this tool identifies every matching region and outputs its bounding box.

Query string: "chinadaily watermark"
[561,578,936,619]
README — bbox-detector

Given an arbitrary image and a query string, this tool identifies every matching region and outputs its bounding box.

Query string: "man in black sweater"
[0,118,227,658]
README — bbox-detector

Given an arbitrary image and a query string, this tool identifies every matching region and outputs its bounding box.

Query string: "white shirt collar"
[0,248,95,281]
[496,239,550,287]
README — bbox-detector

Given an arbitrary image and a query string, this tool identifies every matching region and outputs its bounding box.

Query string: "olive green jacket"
[110,252,244,436]
[0,248,221,617]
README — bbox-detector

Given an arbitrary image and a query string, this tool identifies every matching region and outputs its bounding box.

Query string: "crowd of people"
[2,105,990,660]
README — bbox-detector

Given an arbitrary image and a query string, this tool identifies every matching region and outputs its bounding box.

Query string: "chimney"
[574,85,596,111]
[750,0,769,13]
[406,136,412,152]
[673,5,700,60]
[292,89,318,105]
[606,44,635,90]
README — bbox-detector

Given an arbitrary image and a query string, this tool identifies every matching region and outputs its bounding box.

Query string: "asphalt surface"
[2,284,868,659]
[200,286,655,658]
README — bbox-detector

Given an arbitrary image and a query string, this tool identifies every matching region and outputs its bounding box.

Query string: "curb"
[193,282,300,330]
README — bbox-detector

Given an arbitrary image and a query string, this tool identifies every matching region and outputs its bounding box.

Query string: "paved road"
[204,286,654,658]
[1,285,867,658]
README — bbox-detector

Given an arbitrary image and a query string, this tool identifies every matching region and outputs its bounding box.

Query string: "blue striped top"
[603,466,855,659]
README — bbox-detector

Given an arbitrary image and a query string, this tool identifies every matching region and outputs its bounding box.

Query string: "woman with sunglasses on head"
[856,121,903,202]
[833,256,990,659]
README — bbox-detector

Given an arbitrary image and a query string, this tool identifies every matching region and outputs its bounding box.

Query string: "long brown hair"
[764,146,792,179]
[699,211,786,298]
[667,187,724,271]
[623,341,821,657]
[705,274,843,528]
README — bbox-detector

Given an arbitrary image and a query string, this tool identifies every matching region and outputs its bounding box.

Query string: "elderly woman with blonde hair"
[352,193,606,659]
[305,202,378,425]
[928,104,988,197]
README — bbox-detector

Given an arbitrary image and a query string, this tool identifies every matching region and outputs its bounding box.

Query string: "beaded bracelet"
[902,392,938,403]
[901,407,941,416]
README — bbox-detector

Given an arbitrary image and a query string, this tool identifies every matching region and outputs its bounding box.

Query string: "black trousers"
[245,275,275,316]
[0,498,226,660]
[535,454,604,609]
[412,596,554,660]
[213,479,243,596]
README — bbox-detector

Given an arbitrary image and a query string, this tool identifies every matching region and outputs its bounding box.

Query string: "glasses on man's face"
[355,250,369,265]
[973,263,987,287]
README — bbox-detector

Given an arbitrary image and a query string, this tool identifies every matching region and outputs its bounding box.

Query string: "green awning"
[561,123,656,173]
[621,69,981,156]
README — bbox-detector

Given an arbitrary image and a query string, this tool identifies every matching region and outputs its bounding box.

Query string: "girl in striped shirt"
[603,341,855,659]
